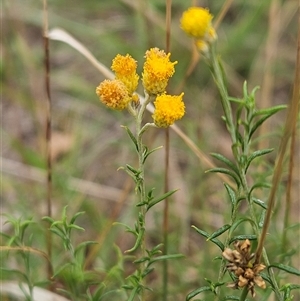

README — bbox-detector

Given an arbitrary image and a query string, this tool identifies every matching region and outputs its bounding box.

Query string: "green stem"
[135,93,152,301]
[162,127,170,301]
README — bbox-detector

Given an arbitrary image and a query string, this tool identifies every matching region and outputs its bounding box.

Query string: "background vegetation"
[2,0,299,300]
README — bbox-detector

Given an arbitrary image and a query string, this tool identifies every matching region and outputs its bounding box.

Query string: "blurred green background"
[2,0,299,300]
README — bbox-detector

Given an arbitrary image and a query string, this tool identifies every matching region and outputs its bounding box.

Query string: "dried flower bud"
[222,239,266,297]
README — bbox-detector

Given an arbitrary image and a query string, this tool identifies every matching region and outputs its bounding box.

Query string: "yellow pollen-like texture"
[180,7,213,39]
[111,54,139,95]
[152,93,185,128]
[96,79,130,110]
[142,48,177,95]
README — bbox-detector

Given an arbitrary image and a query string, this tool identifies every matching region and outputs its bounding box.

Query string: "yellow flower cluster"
[96,79,130,110]
[180,7,217,53]
[96,48,185,127]
[142,48,177,95]
[96,54,138,110]
[111,54,139,96]
[152,93,185,128]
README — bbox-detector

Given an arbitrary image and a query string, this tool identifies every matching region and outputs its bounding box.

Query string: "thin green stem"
[135,93,152,301]
[162,127,170,301]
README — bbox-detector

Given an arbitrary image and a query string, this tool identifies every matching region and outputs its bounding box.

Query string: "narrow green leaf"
[261,272,272,284]
[245,148,274,172]
[186,286,212,301]
[148,253,184,265]
[268,264,300,276]
[228,97,244,104]
[70,211,85,225]
[68,224,85,231]
[253,104,287,117]
[223,296,240,300]
[252,197,268,209]
[242,81,248,99]
[258,210,266,228]
[50,221,63,228]
[146,189,177,211]
[224,183,236,208]
[121,125,138,152]
[249,105,286,139]
[48,228,65,239]
[210,153,239,175]
[141,267,154,278]
[42,216,55,224]
[126,164,139,175]
[133,257,149,264]
[143,146,163,164]
[207,224,231,241]
[149,243,164,254]
[127,286,139,301]
[206,168,241,186]
[249,183,271,197]
[74,241,98,256]
[91,283,105,299]
[192,226,224,251]
[122,285,134,290]
[52,262,73,278]
[249,116,270,139]
[229,235,257,244]
[125,228,145,253]
[229,218,255,236]
[19,283,32,300]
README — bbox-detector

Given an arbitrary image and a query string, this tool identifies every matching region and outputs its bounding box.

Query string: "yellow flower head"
[111,54,139,95]
[142,48,177,95]
[180,7,213,39]
[96,79,131,110]
[152,93,185,128]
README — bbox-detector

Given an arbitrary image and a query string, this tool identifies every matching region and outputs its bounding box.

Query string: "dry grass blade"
[1,281,70,301]
[43,0,53,283]
[255,5,300,264]
[48,28,114,80]
[2,157,123,201]
[213,0,234,30]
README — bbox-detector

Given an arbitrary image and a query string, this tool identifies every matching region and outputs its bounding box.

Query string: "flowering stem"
[162,126,170,301]
[135,93,153,301]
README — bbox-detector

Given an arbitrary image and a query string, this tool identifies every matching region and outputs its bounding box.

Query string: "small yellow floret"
[196,40,209,54]
[180,7,213,39]
[111,54,139,95]
[152,93,185,127]
[142,48,177,95]
[96,79,131,110]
